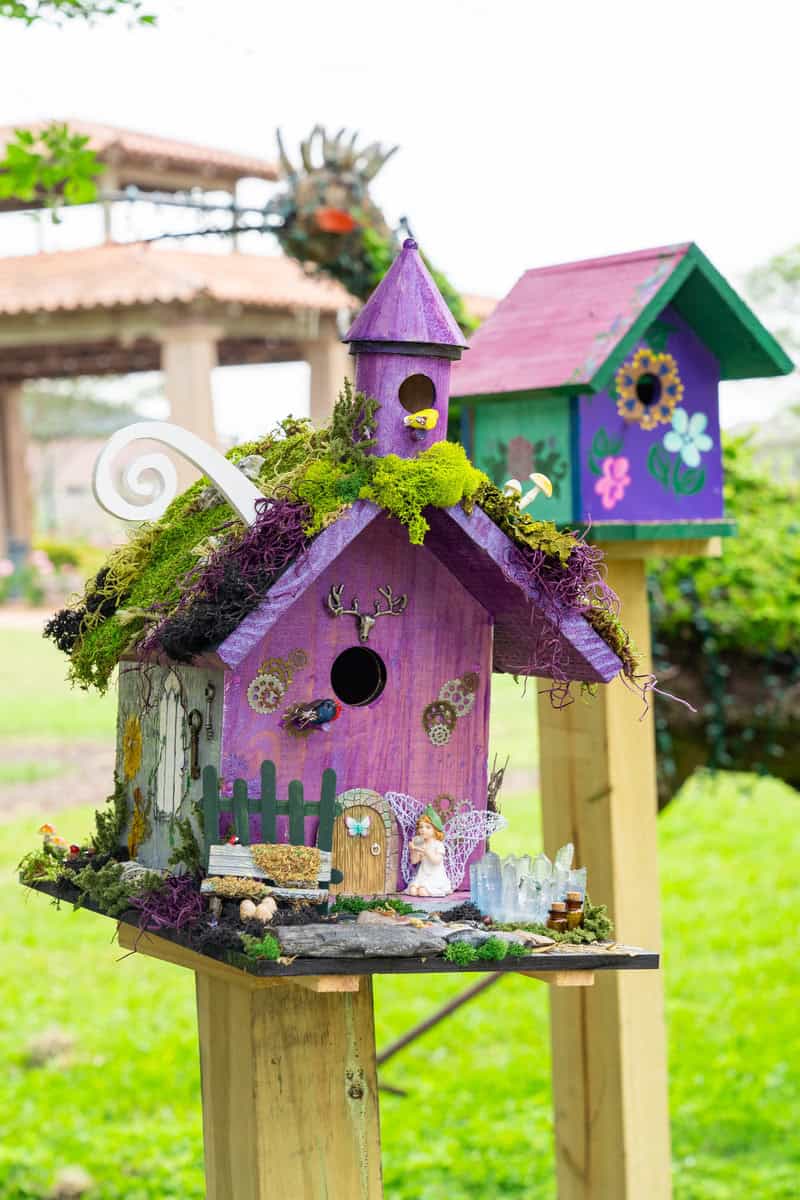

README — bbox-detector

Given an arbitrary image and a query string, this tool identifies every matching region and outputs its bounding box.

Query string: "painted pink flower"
[594,455,631,511]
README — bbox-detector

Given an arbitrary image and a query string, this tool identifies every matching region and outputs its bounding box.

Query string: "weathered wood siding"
[115,661,224,870]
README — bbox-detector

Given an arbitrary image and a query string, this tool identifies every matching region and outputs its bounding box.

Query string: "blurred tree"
[0,1,153,23]
[0,2,155,210]
[747,244,800,359]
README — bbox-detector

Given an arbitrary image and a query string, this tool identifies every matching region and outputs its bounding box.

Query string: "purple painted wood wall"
[220,515,492,889]
[354,351,453,459]
[577,305,724,522]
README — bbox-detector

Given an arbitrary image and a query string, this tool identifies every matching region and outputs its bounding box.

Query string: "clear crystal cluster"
[469,843,587,924]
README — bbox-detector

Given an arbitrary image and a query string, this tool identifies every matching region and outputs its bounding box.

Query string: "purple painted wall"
[220,515,492,889]
[353,351,453,459]
[577,305,724,522]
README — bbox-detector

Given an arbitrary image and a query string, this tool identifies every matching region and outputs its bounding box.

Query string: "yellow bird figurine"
[403,408,439,439]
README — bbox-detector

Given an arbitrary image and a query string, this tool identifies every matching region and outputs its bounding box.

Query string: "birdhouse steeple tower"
[343,238,468,458]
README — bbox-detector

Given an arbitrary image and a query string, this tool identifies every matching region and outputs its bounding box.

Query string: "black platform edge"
[23,878,660,978]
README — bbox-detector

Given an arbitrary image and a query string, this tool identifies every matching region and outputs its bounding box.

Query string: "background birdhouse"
[453,243,793,538]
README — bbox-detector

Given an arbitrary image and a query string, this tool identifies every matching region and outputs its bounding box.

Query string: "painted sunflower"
[122,714,143,780]
[615,348,684,431]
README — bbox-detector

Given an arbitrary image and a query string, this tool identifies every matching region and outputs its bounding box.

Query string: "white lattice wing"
[385,792,426,884]
[443,811,508,890]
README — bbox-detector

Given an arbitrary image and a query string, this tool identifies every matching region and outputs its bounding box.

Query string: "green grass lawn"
[0,630,115,741]
[1,638,798,1198]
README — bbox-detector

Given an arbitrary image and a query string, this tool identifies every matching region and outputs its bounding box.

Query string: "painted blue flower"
[663,408,713,468]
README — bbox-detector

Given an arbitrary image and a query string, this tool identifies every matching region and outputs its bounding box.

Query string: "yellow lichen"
[122,715,143,780]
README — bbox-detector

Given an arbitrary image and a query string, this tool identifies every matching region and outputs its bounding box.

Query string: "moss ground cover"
[2,652,798,1198]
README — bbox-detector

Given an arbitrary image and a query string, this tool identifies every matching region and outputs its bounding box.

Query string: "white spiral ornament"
[92,421,264,527]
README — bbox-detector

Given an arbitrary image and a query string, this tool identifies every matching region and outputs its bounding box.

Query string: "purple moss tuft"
[141,496,312,663]
[130,873,205,932]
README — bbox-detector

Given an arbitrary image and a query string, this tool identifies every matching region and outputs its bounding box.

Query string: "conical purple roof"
[345,238,468,350]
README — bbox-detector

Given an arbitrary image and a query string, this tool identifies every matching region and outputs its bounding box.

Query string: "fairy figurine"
[405,806,452,897]
[388,794,507,897]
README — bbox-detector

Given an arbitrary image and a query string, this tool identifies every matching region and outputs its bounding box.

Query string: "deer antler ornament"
[326,584,408,641]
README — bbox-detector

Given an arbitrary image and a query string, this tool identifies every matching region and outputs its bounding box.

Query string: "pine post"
[537,554,672,1200]
[259,759,277,843]
[288,779,305,845]
[232,778,250,845]
[201,765,219,867]
[317,767,338,852]
[195,968,383,1200]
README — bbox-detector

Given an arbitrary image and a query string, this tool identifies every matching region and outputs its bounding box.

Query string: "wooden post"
[537,553,672,1200]
[301,315,351,427]
[0,382,33,559]
[196,970,383,1200]
[160,323,221,489]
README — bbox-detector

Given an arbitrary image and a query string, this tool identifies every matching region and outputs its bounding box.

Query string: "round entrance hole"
[398,373,436,413]
[635,372,662,408]
[330,646,387,707]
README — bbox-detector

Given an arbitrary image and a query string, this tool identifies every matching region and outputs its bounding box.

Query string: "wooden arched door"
[330,802,386,896]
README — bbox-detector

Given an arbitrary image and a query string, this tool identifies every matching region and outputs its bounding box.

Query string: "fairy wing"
[385,792,427,884]
[442,810,508,890]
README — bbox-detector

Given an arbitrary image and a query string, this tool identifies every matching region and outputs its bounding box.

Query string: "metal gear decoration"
[438,672,480,718]
[422,700,458,747]
[246,672,286,715]
[246,648,308,715]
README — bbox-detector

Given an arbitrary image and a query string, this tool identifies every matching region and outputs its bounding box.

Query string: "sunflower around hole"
[615,348,684,430]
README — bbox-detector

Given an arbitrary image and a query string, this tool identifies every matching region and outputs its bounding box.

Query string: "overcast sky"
[1,0,798,439]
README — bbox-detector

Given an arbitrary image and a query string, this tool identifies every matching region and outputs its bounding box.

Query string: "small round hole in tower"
[398,373,436,413]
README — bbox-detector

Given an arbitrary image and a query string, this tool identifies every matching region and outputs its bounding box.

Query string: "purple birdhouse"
[452,243,793,542]
[98,240,637,900]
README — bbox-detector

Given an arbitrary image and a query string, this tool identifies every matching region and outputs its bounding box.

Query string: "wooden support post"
[196,970,383,1200]
[160,323,221,489]
[118,927,382,1199]
[537,554,672,1200]
[300,315,351,427]
[0,382,33,559]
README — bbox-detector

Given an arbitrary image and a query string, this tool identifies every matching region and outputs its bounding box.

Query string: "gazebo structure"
[0,122,356,559]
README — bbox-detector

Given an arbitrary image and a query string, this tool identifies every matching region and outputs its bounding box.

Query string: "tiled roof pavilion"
[0,120,278,211]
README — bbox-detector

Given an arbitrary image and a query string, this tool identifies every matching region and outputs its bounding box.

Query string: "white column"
[160,323,221,490]
[300,316,351,428]
[0,382,33,560]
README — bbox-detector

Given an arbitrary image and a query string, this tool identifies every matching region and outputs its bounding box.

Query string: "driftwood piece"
[275,924,447,958]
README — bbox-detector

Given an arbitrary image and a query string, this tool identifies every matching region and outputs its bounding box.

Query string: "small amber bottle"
[565,891,584,930]
[547,901,568,932]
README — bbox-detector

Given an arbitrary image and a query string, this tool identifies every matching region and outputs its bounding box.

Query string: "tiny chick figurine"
[403,408,439,441]
[282,697,342,736]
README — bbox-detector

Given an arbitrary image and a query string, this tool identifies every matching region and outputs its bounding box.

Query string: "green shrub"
[72,861,135,918]
[475,936,508,962]
[443,940,479,965]
[240,932,281,961]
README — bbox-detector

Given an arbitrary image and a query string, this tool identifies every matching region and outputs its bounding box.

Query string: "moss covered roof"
[45,386,637,695]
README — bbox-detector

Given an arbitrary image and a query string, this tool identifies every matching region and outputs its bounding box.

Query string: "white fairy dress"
[409,844,452,896]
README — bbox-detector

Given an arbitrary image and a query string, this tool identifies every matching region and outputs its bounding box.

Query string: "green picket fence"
[201,760,338,866]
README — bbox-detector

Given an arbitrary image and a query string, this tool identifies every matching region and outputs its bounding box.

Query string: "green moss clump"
[72,861,135,918]
[329,895,416,916]
[506,941,528,958]
[443,940,479,965]
[92,776,128,856]
[474,480,577,565]
[475,935,508,962]
[295,460,368,536]
[360,441,486,544]
[18,849,67,885]
[166,816,204,877]
[240,932,281,961]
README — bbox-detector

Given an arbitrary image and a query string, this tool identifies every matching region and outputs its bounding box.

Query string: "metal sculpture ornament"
[92,421,263,526]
